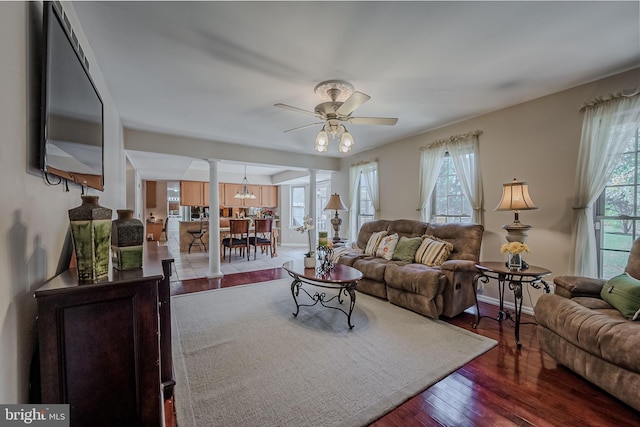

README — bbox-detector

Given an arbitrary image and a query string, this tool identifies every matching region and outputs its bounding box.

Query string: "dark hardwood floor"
[171,270,640,427]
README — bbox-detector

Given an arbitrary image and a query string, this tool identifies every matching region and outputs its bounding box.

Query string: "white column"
[207,159,223,278]
[309,169,317,251]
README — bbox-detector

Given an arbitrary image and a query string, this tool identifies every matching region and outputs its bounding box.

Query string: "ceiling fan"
[274,80,398,152]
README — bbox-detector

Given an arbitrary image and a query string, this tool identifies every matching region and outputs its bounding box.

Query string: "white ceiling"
[72,1,640,179]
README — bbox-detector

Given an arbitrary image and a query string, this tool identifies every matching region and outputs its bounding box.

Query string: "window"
[357,172,375,230]
[290,185,306,228]
[432,153,472,223]
[315,181,331,232]
[596,129,640,278]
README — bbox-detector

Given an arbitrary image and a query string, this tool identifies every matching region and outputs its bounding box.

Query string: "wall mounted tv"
[41,1,104,191]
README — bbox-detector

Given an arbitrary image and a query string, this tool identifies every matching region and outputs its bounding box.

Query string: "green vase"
[111,209,144,270]
[69,195,112,282]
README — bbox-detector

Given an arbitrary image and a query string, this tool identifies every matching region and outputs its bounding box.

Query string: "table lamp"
[495,178,539,243]
[324,193,348,242]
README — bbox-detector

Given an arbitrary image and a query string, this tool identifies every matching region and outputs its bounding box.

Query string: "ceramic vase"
[69,195,112,282]
[304,253,316,268]
[111,209,144,270]
[508,252,522,271]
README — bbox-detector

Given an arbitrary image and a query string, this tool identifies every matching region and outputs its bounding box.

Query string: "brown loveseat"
[337,219,484,319]
[534,239,640,412]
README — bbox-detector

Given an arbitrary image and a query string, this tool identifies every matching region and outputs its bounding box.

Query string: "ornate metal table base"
[472,263,551,348]
[290,278,357,328]
[283,260,363,329]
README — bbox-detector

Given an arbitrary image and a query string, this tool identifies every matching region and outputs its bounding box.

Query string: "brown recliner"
[534,238,640,411]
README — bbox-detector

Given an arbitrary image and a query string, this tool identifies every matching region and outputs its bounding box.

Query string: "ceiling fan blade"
[283,122,324,133]
[348,117,398,126]
[336,92,370,116]
[274,103,319,118]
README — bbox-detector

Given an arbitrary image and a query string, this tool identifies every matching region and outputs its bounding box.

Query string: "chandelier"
[234,165,256,199]
[314,120,354,153]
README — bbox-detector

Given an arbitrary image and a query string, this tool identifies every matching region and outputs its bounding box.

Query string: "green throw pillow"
[600,273,640,320]
[392,236,423,262]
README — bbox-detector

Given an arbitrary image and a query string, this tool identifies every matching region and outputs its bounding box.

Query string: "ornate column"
[207,159,223,278]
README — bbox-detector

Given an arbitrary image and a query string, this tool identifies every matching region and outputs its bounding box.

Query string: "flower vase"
[508,252,522,271]
[68,195,112,282]
[111,209,144,270]
[304,253,316,268]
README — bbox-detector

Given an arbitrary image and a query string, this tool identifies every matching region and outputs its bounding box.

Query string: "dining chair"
[187,219,208,254]
[222,219,250,262]
[249,218,273,259]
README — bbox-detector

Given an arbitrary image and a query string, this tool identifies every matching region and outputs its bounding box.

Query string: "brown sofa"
[337,219,484,319]
[534,239,640,412]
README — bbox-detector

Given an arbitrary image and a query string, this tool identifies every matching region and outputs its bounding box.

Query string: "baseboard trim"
[476,295,535,317]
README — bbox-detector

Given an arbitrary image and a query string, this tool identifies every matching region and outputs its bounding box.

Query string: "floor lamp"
[324,193,348,242]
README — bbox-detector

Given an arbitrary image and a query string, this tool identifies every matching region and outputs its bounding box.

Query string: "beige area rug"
[172,279,497,427]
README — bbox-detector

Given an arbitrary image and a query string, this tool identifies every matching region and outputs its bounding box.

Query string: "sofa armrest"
[553,275,605,299]
[441,259,478,273]
[439,260,478,317]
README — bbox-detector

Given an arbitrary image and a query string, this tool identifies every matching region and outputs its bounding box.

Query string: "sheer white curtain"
[361,161,379,217]
[571,94,640,276]
[419,144,446,222]
[419,131,483,224]
[448,135,484,224]
[348,161,378,239]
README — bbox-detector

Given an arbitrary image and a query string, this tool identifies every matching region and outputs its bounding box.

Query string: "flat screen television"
[41,1,104,191]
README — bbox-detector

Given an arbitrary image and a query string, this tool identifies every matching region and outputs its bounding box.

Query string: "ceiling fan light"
[315,142,328,152]
[338,140,351,153]
[315,130,328,146]
[340,131,354,147]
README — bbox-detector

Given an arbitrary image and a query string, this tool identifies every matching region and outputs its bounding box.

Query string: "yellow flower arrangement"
[500,241,530,255]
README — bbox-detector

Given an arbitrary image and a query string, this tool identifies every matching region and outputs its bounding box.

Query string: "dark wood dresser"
[35,242,174,426]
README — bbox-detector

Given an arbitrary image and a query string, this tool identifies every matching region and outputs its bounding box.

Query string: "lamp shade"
[495,179,538,211]
[324,193,348,211]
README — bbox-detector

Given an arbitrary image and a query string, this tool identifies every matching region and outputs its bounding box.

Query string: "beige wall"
[0,2,125,403]
[341,68,640,312]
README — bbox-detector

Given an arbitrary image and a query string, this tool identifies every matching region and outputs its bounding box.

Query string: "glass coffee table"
[283,260,363,329]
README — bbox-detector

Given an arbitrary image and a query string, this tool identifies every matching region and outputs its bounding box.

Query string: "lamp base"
[330,212,342,242]
[502,222,531,243]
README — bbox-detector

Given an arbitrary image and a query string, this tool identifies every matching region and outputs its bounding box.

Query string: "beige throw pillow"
[364,230,387,256]
[376,233,399,260]
[415,235,454,266]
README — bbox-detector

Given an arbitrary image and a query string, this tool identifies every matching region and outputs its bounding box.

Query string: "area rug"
[172,279,497,427]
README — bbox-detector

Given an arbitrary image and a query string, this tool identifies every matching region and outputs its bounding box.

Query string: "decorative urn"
[68,195,112,282]
[111,209,144,270]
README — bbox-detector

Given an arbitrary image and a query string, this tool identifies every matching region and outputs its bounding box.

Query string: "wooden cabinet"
[182,181,278,209]
[180,180,206,206]
[221,183,277,207]
[203,181,210,206]
[261,185,278,208]
[146,180,157,208]
[35,243,174,426]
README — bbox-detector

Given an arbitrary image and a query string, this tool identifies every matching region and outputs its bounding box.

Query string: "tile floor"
[161,219,306,281]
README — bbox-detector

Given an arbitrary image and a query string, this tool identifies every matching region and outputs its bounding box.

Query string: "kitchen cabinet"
[260,185,278,208]
[222,183,261,207]
[203,181,210,206]
[146,180,157,208]
[180,180,206,206]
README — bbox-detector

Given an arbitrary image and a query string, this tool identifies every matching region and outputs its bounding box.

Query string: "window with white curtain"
[432,153,473,223]
[349,160,379,239]
[290,185,306,228]
[595,128,640,278]
[357,172,375,229]
[419,131,483,225]
[315,181,331,232]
